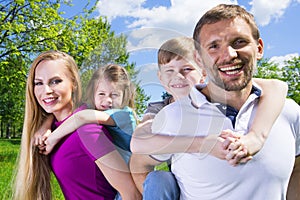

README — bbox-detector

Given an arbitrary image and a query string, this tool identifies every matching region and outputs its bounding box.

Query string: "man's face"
[197,17,263,91]
[158,58,203,100]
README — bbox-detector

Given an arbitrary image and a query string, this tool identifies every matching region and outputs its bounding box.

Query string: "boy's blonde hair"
[85,64,136,109]
[158,37,198,69]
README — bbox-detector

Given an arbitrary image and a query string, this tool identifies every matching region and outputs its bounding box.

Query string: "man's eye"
[233,39,248,48]
[208,43,218,50]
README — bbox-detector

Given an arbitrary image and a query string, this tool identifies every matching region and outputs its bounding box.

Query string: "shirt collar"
[188,82,262,109]
[188,83,208,109]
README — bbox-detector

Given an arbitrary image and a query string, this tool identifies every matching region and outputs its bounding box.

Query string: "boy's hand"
[220,129,252,166]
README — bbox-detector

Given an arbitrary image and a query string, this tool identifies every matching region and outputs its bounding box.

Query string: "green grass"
[0,139,63,200]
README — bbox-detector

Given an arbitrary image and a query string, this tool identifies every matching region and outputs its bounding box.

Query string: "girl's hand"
[43,133,60,155]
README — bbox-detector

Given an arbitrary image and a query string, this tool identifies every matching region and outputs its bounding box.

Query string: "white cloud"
[249,0,292,26]
[269,53,299,67]
[96,0,238,49]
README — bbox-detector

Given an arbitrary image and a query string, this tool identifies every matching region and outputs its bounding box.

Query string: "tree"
[255,56,300,104]
[0,0,149,137]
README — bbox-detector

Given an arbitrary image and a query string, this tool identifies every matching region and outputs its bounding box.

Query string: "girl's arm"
[95,150,142,200]
[33,115,54,149]
[241,78,288,156]
[43,109,115,154]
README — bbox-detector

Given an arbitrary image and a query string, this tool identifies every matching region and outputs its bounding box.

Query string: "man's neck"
[200,82,253,111]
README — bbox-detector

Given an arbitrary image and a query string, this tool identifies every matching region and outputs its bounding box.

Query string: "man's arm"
[129,153,162,194]
[287,156,300,200]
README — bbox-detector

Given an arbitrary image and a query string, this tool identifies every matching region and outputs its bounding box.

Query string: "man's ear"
[194,50,203,68]
[257,38,264,60]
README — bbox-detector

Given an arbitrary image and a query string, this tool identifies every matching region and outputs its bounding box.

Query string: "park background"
[0,0,299,199]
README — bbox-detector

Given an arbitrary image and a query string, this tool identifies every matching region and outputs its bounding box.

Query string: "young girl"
[37,64,136,164]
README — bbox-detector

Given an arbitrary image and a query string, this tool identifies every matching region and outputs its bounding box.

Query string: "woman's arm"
[95,150,142,200]
[242,78,288,155]
[43,109,115,154]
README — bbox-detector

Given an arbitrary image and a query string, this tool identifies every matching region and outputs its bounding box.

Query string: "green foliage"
[0,139,64,199]
[0,0,150,136]
[255,56,300,104]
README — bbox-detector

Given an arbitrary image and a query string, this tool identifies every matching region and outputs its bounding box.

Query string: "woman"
[13,50,141,200]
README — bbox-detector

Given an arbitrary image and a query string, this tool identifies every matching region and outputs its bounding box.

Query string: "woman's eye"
[34,82,43,86]
[50,79,62,85]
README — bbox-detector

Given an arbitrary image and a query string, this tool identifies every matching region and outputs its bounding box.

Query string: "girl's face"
[94,78,124,111]
[34,60,74,121]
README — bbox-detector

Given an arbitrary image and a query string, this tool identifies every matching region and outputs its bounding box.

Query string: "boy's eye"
[165,69,174,73]
[183,67,193,72]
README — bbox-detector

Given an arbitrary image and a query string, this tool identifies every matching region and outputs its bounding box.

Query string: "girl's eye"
[98,92,105,96]
[111,93,120,98]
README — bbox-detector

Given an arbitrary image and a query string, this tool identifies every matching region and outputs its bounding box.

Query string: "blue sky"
[62,0,300,102]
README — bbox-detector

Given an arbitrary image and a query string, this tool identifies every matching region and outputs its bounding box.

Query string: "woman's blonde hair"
[85,64,136,109]
[13,50,81,200]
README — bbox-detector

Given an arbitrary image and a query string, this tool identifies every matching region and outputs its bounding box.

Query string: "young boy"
[130,36,288,199]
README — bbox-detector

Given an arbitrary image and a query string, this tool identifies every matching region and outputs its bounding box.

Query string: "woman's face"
[34,59,74,121]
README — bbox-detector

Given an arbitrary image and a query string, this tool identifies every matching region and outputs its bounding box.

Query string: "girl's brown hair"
[85,64,136,109]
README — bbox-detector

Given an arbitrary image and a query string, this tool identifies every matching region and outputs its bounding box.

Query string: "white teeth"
[225,70,240,75]
[172,84,186,88]
[44,98,56,103]
[219,65,242,72]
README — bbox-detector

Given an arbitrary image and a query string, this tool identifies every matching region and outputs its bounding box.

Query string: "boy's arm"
[43,109,115,154]
[243,78,288,155]
[131,118,239,160]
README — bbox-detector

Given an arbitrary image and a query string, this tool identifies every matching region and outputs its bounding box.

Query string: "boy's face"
[158,58,203,100]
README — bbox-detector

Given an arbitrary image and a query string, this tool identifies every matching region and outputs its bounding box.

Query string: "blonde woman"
[13,51,141,200]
